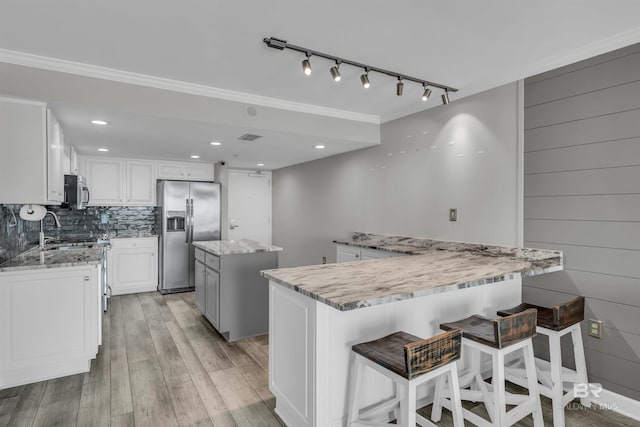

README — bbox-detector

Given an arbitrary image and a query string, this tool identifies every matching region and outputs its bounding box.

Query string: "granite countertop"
[262,232,563,311]
[0,243,102,273]
[193,239,283,256]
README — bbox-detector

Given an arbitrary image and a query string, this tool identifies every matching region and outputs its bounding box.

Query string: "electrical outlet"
[322,256,327,265]
[589,319,603,339]
[449,208,457,222]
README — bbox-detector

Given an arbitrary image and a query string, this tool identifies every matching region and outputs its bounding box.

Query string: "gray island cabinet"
[193,239,282,342]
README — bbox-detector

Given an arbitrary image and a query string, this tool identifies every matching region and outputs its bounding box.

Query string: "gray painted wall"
[272,82,520,268]
[523,43,640,400]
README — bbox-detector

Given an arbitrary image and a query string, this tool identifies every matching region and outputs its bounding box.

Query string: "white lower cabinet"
[108,237,158,295]
[0,265,100,389]
[335,244,404,262]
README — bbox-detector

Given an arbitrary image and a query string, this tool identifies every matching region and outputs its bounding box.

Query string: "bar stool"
[347,328,464,427]
[433,309,543,427]
[497,296,589,427]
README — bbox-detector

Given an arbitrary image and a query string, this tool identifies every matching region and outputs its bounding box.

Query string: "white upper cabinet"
[46,110,65,203]
[81,157,157,206]
[158,160,214,181]
[0,97,65,204]
[186,162,214,181]
[125,160,156,205]
[83,157,125,205]
[157,161,187,179]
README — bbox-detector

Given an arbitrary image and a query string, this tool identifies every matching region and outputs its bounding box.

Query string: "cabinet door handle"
[84,276,90,281]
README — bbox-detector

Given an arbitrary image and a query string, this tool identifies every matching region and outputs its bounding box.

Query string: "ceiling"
[1,0,640,170]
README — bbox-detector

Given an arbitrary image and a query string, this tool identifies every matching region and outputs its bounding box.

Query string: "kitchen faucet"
[39,210,62,250]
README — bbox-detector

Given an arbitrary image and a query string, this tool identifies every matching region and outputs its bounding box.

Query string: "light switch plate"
[449,208,457,222]
[589,319,603,339]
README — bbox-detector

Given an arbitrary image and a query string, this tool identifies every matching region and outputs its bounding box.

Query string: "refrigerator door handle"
[190,198,195,243]
[185,198,190,243]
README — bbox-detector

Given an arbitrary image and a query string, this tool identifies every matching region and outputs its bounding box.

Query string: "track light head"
[330,62,341,82]
[396,78,404,96]
[441,90,450,105]
[302,55,312,76]
[422,86,432,102]
[360,71,370,89]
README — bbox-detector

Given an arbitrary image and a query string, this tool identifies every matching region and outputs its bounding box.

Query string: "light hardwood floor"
[1,291,638,427]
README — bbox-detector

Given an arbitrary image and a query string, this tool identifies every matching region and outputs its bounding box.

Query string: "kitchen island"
[0,243,102,389]
[193,239,282,341]
[261,233,562,427]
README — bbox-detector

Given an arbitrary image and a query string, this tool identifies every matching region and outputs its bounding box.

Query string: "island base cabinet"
[194,259,206,313]
[268,279,522,427]
[204,267,220,329]
[194,247,277,342]
[0,266,100,389]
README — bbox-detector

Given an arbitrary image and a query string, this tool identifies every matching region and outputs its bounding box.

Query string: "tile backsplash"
[0,205,159,264]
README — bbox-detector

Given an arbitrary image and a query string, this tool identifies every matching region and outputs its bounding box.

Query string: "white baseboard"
[513,357,640,421]
[111,284,158,295]
[592,388,640,421]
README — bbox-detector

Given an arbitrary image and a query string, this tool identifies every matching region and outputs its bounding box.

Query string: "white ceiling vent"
[238,133,263,141]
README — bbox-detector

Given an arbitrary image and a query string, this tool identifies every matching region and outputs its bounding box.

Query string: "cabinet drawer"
[111,237,157,249]
[195,248,206,264]
[205,253,220,271]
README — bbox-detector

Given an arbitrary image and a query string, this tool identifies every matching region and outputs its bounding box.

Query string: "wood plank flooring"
[1,291,638,426]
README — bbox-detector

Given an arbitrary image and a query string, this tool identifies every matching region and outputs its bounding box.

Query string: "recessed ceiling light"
[210,141,222,146]
[314,144,326,149]
[91,120,109,125]
[256,163,265,167]
[191,155,200,159]
[97,148,109,152]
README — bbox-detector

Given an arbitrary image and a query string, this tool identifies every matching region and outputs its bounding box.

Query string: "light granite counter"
[0,243,102,273]
[193,239,283,256]
[263,233,562,311]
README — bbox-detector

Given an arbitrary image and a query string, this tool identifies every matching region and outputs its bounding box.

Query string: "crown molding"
[0,48,380,124]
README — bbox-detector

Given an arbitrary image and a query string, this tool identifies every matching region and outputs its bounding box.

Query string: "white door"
[228,170,271,244]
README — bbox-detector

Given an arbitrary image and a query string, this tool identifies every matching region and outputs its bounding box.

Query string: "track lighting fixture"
[360,70,370,89]
[302,53,312,76]
[396,78,404,96]
[442,90,450,105]
[330,62,341,82]
[263,37,458,104]
[422,85,432,102]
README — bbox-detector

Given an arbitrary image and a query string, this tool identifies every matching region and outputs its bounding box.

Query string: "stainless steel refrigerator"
[158,180,221,294]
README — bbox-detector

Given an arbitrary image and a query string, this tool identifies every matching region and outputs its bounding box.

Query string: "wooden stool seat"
[347,329,465,427]
[497,296,589,427]
[440,308,537,348]
[497,296,584,331]
[433,309,543,427]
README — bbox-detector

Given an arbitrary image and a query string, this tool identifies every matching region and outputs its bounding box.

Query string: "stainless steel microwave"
[63,174,90,209]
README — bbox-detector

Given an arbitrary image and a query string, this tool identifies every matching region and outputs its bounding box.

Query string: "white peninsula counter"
[193,239,282,342]
[261,233,562,427]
